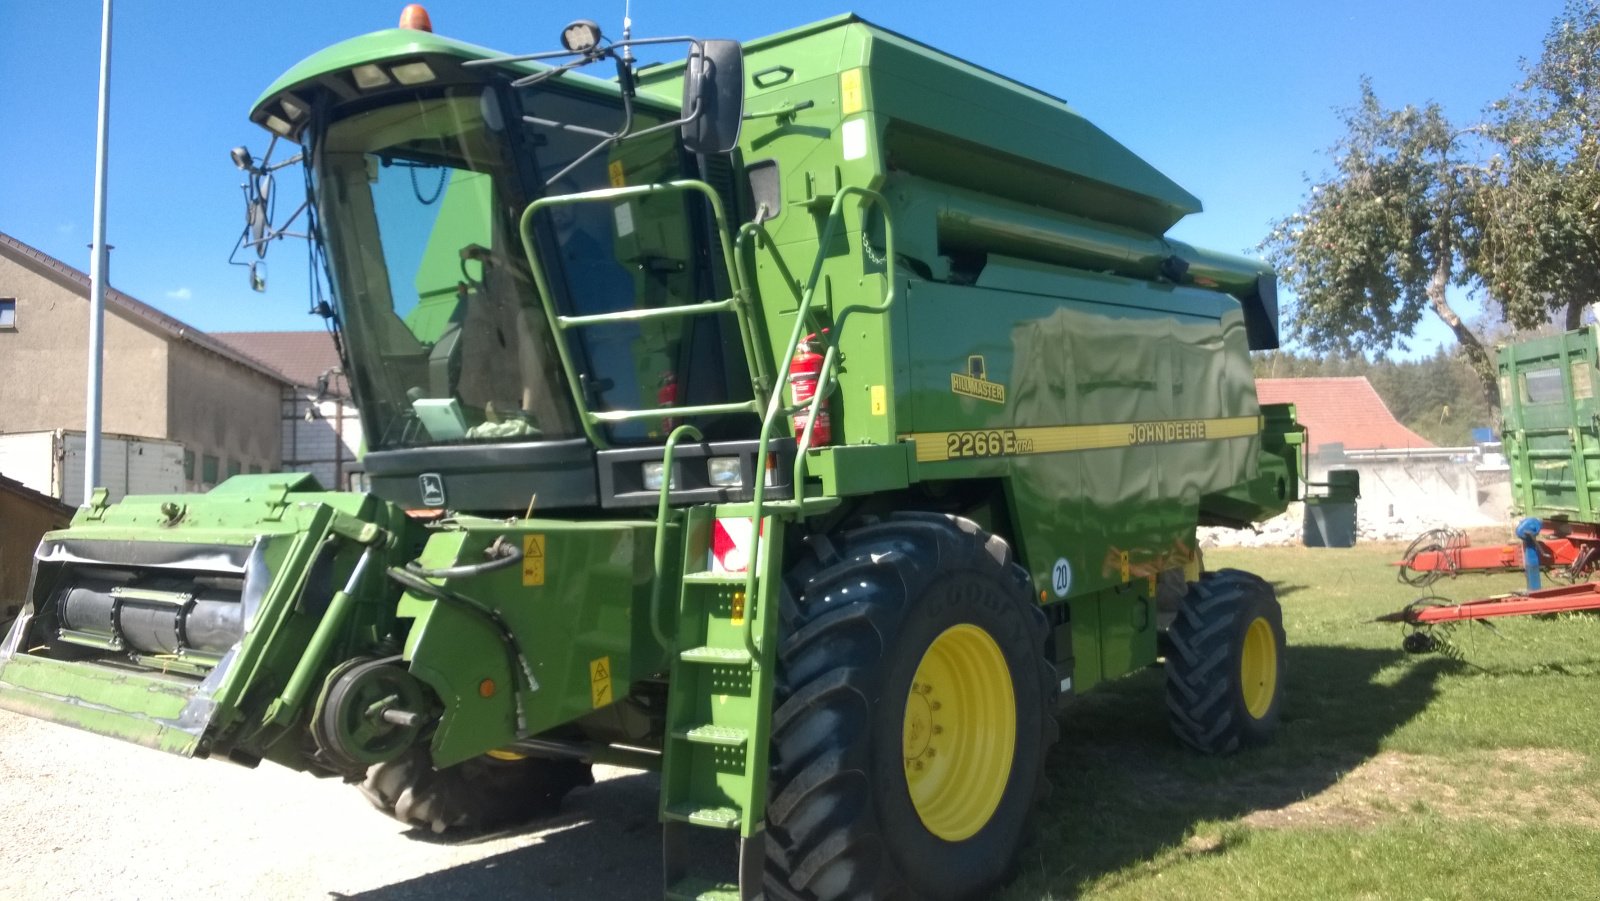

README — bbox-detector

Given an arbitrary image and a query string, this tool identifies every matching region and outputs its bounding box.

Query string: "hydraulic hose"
[404,536,522,579]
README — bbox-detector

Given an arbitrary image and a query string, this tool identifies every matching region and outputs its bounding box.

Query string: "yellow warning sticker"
[589,656,613,708]
[607,160,626,187]
[1118,550,1131,584]
[522,534,546,586]
[870,384,887,416]
[840,68,864,115]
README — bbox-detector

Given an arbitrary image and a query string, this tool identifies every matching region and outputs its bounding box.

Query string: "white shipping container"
[0,430,185,507]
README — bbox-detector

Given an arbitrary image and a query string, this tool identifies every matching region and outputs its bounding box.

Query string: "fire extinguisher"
[657,371,679,431]
[789,332,831,448]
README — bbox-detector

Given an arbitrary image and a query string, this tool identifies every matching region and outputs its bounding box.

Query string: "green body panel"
[894,261,1261,608]
[644,17,1291,688]
[1499,327,1600,522]
[396,516,669,766]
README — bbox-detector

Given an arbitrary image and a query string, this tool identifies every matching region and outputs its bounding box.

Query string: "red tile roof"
[1256,377,1433,452]
[213,331,343,393]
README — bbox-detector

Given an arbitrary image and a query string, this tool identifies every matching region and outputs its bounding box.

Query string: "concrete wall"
[0,253,169,437]
[1310,459,1504,528]
[167,343,283,489]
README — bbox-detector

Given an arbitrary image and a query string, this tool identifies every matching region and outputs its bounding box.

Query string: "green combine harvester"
[0,9,1305,898]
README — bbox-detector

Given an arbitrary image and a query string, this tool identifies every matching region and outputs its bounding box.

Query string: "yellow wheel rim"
[1240,617,1278,719]
[902,624,1016,841]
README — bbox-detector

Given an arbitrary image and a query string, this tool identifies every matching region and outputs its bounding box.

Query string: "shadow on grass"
[1004,644,1465,898]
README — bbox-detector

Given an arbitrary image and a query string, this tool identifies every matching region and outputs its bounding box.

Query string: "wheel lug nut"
[926,748,937,758]
[932,725,943,735]
[930,701,941,711]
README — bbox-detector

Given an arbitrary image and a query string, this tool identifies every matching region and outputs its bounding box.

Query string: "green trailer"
[0,11,1304,899]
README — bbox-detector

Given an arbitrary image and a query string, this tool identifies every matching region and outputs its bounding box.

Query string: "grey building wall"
[167,343,283,487]
[0,252,170,438]
[0,241,288,492]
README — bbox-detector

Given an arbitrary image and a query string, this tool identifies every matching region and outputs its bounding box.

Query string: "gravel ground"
[0,709,727,900]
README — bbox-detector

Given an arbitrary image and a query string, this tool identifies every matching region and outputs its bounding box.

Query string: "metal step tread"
[680,571,750,586]
[679,645,752,665]
[663,802,742,829]
[665,876,740,901]
[672,723,750,746]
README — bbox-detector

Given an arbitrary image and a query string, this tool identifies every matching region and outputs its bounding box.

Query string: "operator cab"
[239,13,785,512]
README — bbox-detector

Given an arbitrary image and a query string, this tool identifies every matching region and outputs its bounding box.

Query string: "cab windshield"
[313,81,751,450]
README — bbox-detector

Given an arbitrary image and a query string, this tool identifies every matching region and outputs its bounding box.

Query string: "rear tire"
[1164,568,1285,754]
[359,748,593,834]
[764,513,1057,900]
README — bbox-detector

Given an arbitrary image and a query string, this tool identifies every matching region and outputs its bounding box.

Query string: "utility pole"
[84,0,113,503]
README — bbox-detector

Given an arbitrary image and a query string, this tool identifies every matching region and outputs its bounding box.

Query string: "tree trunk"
[1426,262,1500,420]
[1566,298,1585,330]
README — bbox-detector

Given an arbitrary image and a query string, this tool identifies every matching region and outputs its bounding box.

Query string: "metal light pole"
[84,0,113,503]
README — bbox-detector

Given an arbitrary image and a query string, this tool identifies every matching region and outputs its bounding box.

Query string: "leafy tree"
[1472,0,1600,331]
[1264,2,1600,420]
[1260,81,1498,412]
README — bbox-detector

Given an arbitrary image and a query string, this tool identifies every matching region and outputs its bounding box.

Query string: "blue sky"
[0,1,1572,349]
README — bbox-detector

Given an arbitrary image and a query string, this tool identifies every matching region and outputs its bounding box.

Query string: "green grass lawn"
[1001,540,1600,901]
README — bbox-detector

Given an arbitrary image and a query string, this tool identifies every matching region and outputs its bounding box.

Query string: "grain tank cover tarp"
[743,15,1202,236]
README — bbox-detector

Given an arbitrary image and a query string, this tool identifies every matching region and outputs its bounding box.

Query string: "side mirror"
[247,172,273,258]
[681,39,743,155]
[249,261,267,293]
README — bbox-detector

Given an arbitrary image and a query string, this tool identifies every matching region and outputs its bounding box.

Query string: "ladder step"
[681,571,749,586]
[664,803,742,829]
[679,646,752,665]
[673,723,749,747]
[665,877,741,901]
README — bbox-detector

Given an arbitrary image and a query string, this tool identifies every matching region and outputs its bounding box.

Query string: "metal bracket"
[86,487,111,521]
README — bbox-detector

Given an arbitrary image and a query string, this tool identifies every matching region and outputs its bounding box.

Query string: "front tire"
[359,748,593,834]
[1164,568,1285,753]
[764,513,1057,900]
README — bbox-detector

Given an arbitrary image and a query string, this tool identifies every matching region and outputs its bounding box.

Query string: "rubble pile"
[1199,501,1507,549]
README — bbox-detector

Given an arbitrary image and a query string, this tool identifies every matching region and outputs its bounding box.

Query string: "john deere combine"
[0,9,1303,898]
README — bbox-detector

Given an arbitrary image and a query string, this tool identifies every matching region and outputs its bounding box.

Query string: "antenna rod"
[621,0,634,62]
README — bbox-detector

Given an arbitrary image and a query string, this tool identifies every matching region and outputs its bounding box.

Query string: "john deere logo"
[418,473,446,507]
[950,355,1006,405]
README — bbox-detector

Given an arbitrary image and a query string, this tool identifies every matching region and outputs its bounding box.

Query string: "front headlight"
[642,462,673,491]
[707,457,743,488]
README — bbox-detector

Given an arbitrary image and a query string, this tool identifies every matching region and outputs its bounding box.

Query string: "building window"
[249,464,262,475]
[202,454,219,484]
[0,298,15,329]
[227,459,243,479]
[183,450,196,481]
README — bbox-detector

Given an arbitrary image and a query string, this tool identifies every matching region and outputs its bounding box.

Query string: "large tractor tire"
[764,513,1058,900]
[359,748,594,834]
[1164,568,1285,754]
